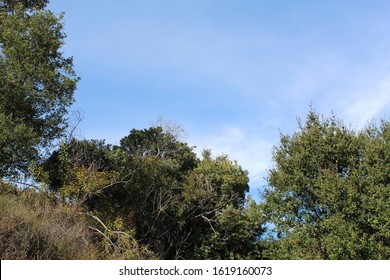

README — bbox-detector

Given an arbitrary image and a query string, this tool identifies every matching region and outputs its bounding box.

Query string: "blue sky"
[48,0,390,198]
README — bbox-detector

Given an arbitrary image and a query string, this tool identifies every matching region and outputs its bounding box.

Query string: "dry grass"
[0,183,99,259]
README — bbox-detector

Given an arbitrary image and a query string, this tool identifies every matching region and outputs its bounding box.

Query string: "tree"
[40,127,264,259]
[103,127,198,259]
[0,0,79,177]
[38,138,117,201]
[39,127,199,258]
[262,110,390,259]
[0,0,49,12]
[118,126,198,173]
[178,151,265,259]
[189,196,265,260]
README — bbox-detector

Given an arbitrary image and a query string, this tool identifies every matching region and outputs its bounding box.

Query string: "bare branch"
[88,226,116,248]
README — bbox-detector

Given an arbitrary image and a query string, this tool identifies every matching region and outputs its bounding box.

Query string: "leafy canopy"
[0,0,79,177]
[262,110,390,259]
[38,126,264,259]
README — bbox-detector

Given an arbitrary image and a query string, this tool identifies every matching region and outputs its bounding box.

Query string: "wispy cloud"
[344,73,390,127]
[190,125,274,195]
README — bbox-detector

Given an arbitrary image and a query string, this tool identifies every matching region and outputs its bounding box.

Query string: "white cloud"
[190,125,274,194]
[344,73,390,127]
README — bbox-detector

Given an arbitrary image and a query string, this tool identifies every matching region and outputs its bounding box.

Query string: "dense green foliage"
[0,0,78,177]
[35,127,264,259]
[262,111,390,259]
[0,0,49,12]
[0,0,389,260]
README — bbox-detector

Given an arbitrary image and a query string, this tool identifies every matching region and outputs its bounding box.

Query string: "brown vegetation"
[0,182,98,259]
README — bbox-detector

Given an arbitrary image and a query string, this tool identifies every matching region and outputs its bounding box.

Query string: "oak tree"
[0,0,79,177]
[262,111,389,259]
